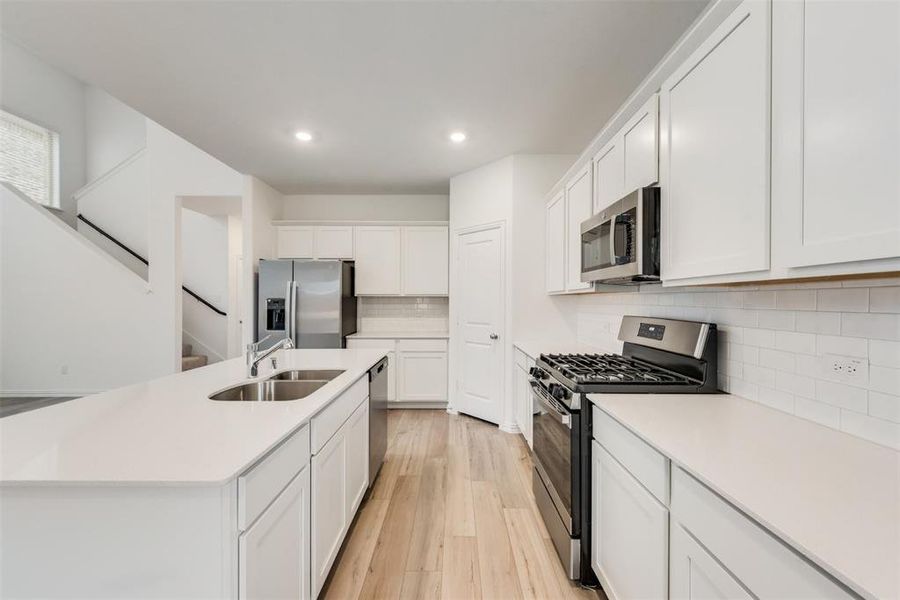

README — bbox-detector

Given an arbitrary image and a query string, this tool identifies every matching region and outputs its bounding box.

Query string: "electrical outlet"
[819,353,868,384]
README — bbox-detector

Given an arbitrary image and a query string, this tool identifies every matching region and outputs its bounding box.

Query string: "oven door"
[531,382,575,533]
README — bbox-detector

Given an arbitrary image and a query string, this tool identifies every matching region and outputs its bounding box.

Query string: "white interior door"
[455,225,504,425]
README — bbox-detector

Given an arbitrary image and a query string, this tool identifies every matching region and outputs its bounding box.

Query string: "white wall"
[84,86,146,182]
[242,176,283,346]
[282,194,448,221]
[448,154,575,431]
[0,185,160,395]
[0,37,85,222]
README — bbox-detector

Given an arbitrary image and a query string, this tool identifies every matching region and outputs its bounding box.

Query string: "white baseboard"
[500,421,520,434]
[387,401,448,410]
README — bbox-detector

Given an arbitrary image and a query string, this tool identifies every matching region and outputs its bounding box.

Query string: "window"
[0,109,59,207]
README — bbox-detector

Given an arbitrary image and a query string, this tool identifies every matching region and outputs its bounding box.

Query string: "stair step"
[182,343,193,356]
[181,355,208,372]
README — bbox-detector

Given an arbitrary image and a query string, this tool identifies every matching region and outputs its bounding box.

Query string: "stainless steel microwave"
[580,186,660,285]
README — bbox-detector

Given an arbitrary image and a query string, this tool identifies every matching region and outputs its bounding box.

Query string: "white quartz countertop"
[348,331,449,339]
[0,349,387,486]
[587,392,900,600]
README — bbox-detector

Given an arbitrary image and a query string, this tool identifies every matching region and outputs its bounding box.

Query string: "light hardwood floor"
[321,409,601,600]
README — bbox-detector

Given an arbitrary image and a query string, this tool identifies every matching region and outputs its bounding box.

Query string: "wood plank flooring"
[322,410,600,600]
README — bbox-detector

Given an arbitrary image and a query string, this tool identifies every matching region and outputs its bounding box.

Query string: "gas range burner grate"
[541,353,693,386]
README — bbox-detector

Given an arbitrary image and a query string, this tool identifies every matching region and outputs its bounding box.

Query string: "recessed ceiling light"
[294,130,313,142]
[449,131,467,144]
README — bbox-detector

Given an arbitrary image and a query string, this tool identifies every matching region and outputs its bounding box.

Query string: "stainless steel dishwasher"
[367,356,388,487]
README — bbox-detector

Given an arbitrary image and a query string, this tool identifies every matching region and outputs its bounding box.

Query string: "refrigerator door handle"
[291,281,300,344]
[284,281,294,343]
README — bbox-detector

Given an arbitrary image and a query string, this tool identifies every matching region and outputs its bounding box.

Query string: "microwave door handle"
[612,213,632,265]
[610,212,620,265]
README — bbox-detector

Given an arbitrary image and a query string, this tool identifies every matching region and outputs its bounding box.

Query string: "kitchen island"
[0,348,387,599]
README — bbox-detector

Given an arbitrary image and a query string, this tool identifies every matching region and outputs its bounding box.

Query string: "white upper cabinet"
[314,226,354,259]
[354,226,402,295]
[772,0,900,268]
[660,0,771,281]
[565,165,593,292]
[593,138,624,213]
[622,94,659,193]
[545,191,567,294]
[594,94,660,214]
[402,226,449,295]
[277,226,315,259]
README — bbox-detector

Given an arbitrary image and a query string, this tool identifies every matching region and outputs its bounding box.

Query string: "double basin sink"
[209,369,345,402]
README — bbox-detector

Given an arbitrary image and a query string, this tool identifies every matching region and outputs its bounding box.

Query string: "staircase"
[181,344,209,372]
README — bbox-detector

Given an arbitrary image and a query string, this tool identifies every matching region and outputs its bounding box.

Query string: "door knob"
[489,333,499,340]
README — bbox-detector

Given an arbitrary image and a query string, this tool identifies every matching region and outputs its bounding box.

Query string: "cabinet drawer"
[396,338,447,352]
[671,467,854,599]
[592,406,669,505]
[311,376,368,454]
[238,425,310,530]
[346,338,396,351]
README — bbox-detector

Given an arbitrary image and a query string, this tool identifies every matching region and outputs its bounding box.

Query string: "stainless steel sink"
[268,369,345,382]
[209,380,328,402]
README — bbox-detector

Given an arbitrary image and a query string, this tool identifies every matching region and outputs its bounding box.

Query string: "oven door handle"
[531,382,571,429]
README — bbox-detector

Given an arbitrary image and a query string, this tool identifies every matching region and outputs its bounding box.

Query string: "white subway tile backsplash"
[815,335,868,358]
[775,289,817,311]
[869,340,900,368]
[869,287,900,313]
[795,311,841,335]
[759,348,796,372]
[775,331,816,354]
[815,380,867,413]
[841,313,900,341]
[758,310,795,331]
[794,397,841,428]
[574,279,900,448]
[817,288,869,312]
[744,328,776,348]
[869,366,900,396]
[840,411,900,450]
[743,290,776,309]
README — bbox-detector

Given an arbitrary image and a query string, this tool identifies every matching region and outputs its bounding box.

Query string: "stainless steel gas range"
[529,316,718,584]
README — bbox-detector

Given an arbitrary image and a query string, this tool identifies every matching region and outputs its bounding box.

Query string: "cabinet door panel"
[311,427,348,597]
[277,227,315,259]
[670,522,751,600]
[397,351,448,401]
[592,441,668,600]
[240,467,310,600]
[661,0,770,280]
[402,227,449,295]
[594,139,624,213]
[565,166,593,292]
[355,226,402,295]
[315,226,354,259]
[545,192,566,294]
[345,400,369,517]
[773,0,900,267]
[623,94,659,192]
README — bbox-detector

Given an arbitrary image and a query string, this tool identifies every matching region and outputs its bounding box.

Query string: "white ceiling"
[1,1,708,194]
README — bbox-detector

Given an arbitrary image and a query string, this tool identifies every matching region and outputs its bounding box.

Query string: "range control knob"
[548,383,569,401]
[529,367,547,380]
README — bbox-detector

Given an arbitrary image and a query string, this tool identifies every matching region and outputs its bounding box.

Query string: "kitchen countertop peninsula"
[0,349,386,485]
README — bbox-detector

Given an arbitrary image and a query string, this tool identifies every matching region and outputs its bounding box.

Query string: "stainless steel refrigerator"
[257,259,357,348]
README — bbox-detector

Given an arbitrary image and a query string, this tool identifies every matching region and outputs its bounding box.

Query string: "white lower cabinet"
[348,337,448,405]
[670,522,751,600]
[239,466,310,600]
[591,440,668,600]
[311,398,370,598]
[514,349,534,448]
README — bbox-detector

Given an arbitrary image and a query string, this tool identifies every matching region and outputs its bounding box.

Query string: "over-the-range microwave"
[580,186,660,285]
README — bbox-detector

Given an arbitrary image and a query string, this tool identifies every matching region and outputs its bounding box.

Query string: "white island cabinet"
[0,349,383,600]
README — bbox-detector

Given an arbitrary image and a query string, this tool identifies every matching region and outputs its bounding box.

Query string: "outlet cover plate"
[819,353,868,384]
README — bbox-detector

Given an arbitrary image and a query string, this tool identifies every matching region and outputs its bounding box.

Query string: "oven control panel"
[637,322,666,341]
